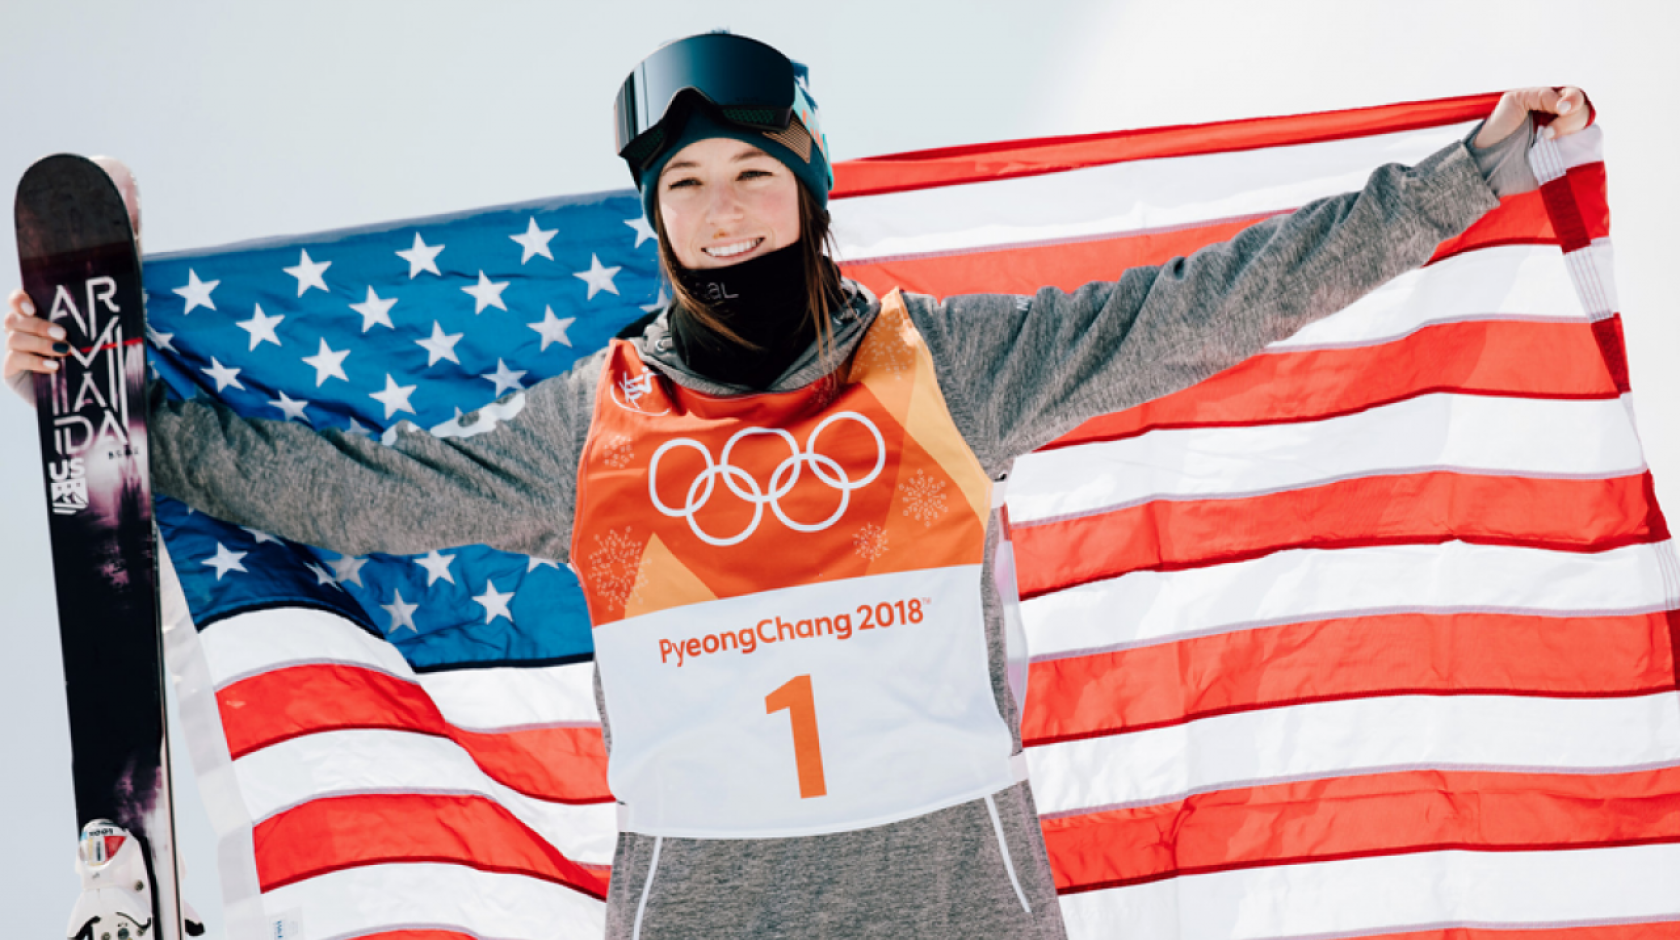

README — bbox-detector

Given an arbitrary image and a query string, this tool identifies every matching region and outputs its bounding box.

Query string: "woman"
[5,32,1589,940]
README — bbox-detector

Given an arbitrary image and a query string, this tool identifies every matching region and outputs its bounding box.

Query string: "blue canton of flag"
[143,189,663,670]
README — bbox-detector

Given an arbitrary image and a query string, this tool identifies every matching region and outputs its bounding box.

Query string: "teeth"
[705,238,761,259]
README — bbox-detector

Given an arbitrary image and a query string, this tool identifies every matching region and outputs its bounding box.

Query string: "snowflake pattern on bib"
[852,523,889,561]
[600,433,635,470]
[852,305,913,379]
[901,469,949,528]
[589,525,647,610]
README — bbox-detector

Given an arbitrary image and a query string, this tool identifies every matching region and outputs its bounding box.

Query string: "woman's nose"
[704,184,745,224]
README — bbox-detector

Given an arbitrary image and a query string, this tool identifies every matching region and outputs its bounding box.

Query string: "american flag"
[149,94,1680,939]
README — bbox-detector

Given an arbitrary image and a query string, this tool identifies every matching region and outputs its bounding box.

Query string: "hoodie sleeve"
[148,349,606,562]
[906,138,1501,475]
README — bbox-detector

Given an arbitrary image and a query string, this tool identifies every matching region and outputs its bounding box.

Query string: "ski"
[15,154,187,940]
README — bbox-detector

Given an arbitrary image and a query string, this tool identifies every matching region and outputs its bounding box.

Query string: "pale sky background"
[3,2,1675,936]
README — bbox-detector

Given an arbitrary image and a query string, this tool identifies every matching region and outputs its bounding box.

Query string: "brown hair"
[653,183,843,373]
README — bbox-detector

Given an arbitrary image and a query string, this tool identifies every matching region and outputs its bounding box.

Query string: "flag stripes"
[1011,469,1663,596]
[234,730,617,863]
[218,664,610,802]
[1022,610,1679,744]
[1054,844,1680,940]
[836,106,1680,935]
[257,864,606,939]
[1040,764,1680,890]
[254,792,608,896]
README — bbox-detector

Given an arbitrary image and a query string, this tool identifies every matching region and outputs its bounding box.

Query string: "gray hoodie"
[150,131,1514,939]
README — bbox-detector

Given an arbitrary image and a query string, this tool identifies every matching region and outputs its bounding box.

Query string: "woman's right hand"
[4,287,68,406]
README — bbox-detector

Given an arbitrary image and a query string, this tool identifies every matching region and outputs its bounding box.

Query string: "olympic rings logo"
[648,412,886,546]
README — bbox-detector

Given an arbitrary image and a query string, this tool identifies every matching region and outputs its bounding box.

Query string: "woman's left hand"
[1475,86,1592,148]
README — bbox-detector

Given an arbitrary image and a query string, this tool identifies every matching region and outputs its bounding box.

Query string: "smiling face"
[656,137,802,270]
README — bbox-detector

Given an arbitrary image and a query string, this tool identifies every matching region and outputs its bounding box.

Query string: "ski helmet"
[614,32,833,222]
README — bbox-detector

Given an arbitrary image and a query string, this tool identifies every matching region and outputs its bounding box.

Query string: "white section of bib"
[594,564,1018,839]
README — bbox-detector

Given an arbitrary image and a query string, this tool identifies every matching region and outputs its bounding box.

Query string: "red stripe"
[840,191,1557,300]
[1013,472,1666,600]
[841,215,1273,299]
[1021,611,1677,746]
[217,665,611,804]
[831,93,1502,199]
[1428,189,1556,263]
[1316,926,1680,940]
[1040,765,1680,893]
[1537,162,1611,253]
[254,792,608,899]
[1592,314,1633,395]
[351,933,479,940]
[1043,318,1622,451]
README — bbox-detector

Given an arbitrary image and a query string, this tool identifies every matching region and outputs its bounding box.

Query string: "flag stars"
[641,286,670,314]
[473,579,516,624]
[573,254,621,300]
[462,271,510,313]
[510,216,558,264]
[284,249,332,296]
[370,374,418,420]
[303,561,341,588]
[201,358,244,392]
[416,322,464,367]
[397,232,445,278]
[329,553,368,587]
[381,589,421,636]
[302,339,351,386]
[349,286,399,332]
[147,324,176,353]
[241,526,281,545]
[415,549,456,586]
[203,543,248,581]
[173,269,220,313]
[527,556,559,572]
[624,216,657,248]
[236,304,285,350]
[527,306,575,351]
[269,390,312,423]
[481,359,527,397]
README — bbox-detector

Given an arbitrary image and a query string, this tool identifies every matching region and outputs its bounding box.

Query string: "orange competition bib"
[572,292,1019,838]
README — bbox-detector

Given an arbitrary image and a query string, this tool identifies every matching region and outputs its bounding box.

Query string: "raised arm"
[909,89,1588,474]
[143,363,599,561]
[9,284,596,562]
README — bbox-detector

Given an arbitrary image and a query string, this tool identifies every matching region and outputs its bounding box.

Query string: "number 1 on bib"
[765,674,828,799]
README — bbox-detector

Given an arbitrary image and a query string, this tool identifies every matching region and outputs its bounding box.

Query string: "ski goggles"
[614,33,803,173]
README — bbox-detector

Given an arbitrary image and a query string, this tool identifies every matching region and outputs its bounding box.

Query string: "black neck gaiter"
[672,242,832,390]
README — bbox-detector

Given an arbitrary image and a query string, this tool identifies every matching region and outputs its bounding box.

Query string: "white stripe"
[1566,238,1618,321]
[420,660,601,730]
[1556,123,1605,169]
[1530,124,1606,187]
[833,123,1474,261]
[1022,541,1674,661]
[234,728,617,865]
[1008,393,1644,524]
[201,606,601,728]
[258,862,603,940]
[1529,132,1570,186]
[1060,842,1680,940]
[1027,691,1680,815]
[1267,243,1584,351]
[202,606,411,682]
[159,542,269,940]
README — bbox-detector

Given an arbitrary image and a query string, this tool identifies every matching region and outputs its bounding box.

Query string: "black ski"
[16,154,185,940]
